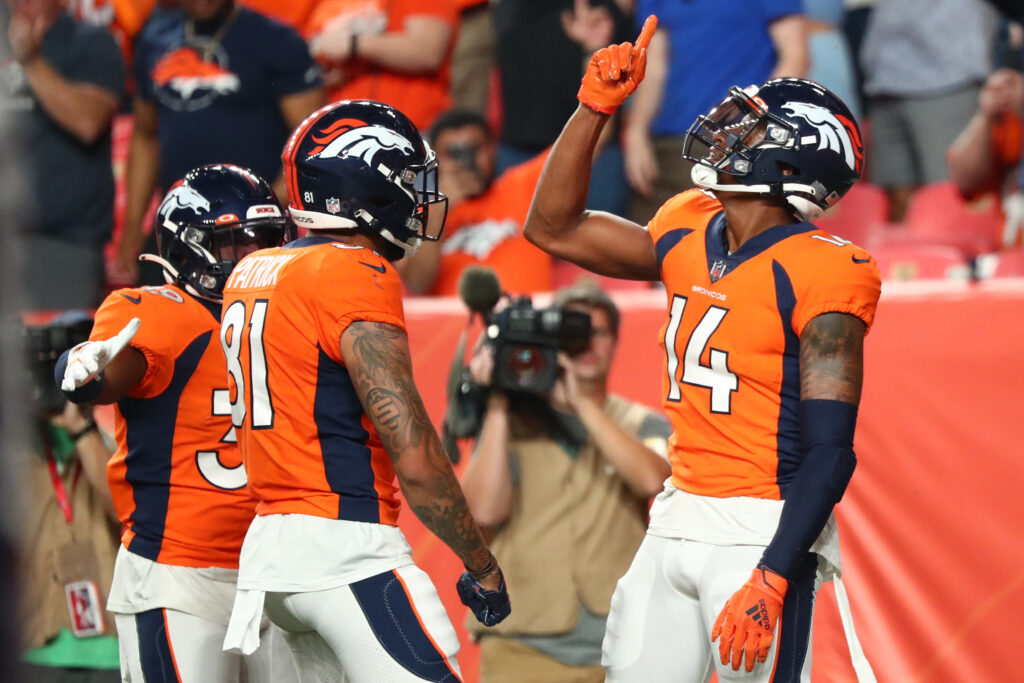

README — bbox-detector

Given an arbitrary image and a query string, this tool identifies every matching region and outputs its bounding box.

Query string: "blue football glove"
[457,570,511,627]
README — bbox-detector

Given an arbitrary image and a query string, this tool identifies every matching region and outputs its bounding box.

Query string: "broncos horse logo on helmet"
[282,100,448,261]
[307,119,416,168]
[682,78,865,221]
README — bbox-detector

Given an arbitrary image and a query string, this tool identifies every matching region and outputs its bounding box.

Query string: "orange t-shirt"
[221,237,404,524]
[430,151,552,296]
[648,190,881,499]
[93,285,255,569]
[306,0,456,130]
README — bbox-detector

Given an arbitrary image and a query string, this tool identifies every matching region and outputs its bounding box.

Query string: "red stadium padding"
[391,282,1024,681]
[871,243,971,282]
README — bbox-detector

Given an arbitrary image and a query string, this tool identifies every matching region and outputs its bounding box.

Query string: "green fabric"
[21,628,119,670]
[44,423,76,470]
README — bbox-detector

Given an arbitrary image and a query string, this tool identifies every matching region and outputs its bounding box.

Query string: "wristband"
[69,419,98,441]
[467,555,497,582]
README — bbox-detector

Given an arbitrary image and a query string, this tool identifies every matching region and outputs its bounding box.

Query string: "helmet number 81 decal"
[665,295,738,414]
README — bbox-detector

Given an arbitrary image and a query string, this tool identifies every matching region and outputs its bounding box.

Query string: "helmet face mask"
[151,165,295,301]
[283,100,448,260]
[682,79,864,220]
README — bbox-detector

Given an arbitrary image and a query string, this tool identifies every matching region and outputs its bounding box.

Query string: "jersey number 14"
[665,295,738,414]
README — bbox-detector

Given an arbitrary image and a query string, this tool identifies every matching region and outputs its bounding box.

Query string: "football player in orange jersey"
[219,100,509,682]
[58,164,297,682]
[523,16,881,683]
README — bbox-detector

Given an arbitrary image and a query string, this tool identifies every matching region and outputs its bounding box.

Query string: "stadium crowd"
[7,0,1024,308]
[4,0,1023,681]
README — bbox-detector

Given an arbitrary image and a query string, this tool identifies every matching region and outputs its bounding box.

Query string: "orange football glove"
[711,565,788,673]
[577,14,657,115]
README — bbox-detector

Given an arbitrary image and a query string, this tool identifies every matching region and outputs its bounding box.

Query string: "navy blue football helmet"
[146,164,294,301]
[281,100,447,261]
[681,78,864,220]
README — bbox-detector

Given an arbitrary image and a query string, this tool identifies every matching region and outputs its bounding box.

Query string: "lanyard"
[41,428,73,524]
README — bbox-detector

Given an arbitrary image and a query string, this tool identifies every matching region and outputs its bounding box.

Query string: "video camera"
[24,312,93,414]
[484,297,591,395]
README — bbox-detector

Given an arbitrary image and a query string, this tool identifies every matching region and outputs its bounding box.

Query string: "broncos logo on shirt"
[307,118,415,166]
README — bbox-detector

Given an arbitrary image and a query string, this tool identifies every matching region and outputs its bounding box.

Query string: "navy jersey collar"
[282,235,352,249]
[705,213,816,282]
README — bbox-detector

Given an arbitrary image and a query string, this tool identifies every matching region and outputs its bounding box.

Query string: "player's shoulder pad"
[800,230,881,290]
[648,188,722,241]
[101,284,189,314]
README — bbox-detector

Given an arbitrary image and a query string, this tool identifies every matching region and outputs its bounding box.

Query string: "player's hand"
[577,14,657,115]
[61,318,140,392]
[711,565,788,673]
[457,567,511,627]
[1002,191,1024,248]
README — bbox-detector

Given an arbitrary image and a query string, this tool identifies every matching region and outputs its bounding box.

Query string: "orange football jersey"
[221,237,404,524]
[92,285,254,569]
[648,190,881,500]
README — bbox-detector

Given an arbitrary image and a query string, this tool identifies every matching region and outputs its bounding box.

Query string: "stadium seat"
[871,243,971,282]
[902,182,1002,255]
[551,260,652,292]
[814,182,888,247]
[992,250,1024,277]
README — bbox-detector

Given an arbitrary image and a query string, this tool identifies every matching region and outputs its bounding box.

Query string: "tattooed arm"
[340,320,502,590]
[758,312,866,578]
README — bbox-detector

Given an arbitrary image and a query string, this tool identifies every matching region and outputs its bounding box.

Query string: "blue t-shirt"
[636,0,801,136]
[134,7,320,191]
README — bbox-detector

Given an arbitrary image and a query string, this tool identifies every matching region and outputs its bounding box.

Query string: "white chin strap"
[689,165,824,221]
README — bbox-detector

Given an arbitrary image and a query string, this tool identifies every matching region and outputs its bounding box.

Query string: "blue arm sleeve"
[759,399,858,578]
[55,348,106,404]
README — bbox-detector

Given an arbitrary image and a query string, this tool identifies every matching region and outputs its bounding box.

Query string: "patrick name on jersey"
[225,253,297,290]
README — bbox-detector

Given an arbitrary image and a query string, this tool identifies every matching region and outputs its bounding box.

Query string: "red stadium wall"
[400,280,1024,683]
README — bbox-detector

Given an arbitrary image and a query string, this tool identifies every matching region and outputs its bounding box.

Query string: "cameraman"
[460,282,671,683]
[19,312,120,682]
[398,108,554,296]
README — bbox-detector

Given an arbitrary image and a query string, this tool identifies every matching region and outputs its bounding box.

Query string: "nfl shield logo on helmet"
[326,197,341,214]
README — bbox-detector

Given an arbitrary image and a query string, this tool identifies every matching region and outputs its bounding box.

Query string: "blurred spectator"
[117,0,323,284]
[449,0,493,114]
[399,109,553,296]
[841,0,874,111]
[4,0,124,310]
[19,312,120,683]
[860,0,998,222]
[238,0,317,31]
[493,0,631,216]
[66,0,158,92]
[460,282,671,683]
[623,0,807,225]
[305,0,456,130]
[948,68,1024,248]
[805,0,860,117]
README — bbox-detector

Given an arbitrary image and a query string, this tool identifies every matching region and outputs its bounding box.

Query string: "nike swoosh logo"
[851,255,871,264]
[358,261,386,274]
[120,293,142,304]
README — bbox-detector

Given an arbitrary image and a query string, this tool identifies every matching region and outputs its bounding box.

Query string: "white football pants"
[602,535,820,683]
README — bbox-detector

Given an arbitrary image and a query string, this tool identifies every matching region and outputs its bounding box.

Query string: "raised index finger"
[635,14,657,51]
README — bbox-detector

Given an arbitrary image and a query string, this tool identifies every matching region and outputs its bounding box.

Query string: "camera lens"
[507,344,547,387]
